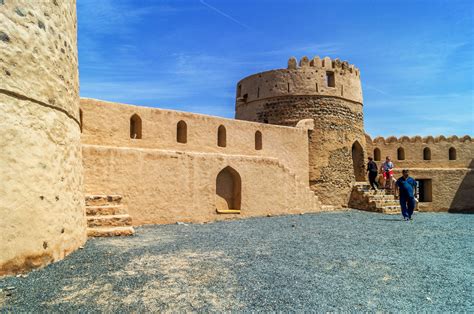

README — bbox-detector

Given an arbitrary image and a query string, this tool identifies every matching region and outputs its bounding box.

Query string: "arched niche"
[215,166,241,211]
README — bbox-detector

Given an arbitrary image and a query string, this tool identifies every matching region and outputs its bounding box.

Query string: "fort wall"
[80,99,323,225]
[366,135,473,212]
[235,57,366,207]
[0,1,86,275]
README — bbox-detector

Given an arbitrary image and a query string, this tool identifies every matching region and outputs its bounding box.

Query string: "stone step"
[86,205,125,216]
[382,205,400,211]
[367,195,396,201]
[87,226,135,237]
[382,208,400,214]
[370,199,399,205]
[85,195,122,206]
[87,214,132,228]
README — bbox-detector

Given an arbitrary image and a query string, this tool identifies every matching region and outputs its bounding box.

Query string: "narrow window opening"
[341,85,344,96]
[130,114,142,139]
[237,84,242,97]
[449,147,456,160]
[397,147,405,160]
[255,131,262,150]
[287,82,290,93]
[257,87,260,98]
[79,109,83,133]
[416,179,432,202]
[326,71,335,87]
[374,148,381,161]
[315,82,319,92]
[177,120,187,144]
[423,147,431,160]
[218,125,226,147]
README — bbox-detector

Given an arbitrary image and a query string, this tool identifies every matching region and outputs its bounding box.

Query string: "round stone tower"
[0,1,86,275]
[235,56,366,206]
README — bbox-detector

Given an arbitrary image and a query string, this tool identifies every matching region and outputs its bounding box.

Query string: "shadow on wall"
[216,166,242,211]
[450,160,474,213]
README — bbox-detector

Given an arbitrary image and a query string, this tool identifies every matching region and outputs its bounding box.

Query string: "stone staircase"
[85,194,135,237]
[349,182,400,214]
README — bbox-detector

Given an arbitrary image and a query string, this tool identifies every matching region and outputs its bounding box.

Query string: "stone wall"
[0,1,85,275]
[81,98,323,225]
[235,57,365,207]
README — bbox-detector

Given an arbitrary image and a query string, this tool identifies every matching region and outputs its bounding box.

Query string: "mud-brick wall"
[235,58,366,207]
[0,1,85,276]
[82,146,322,225]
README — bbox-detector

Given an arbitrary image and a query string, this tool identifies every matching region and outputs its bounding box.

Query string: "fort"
[0,1,472,276]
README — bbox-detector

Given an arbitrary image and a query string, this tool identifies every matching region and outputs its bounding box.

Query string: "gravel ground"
[1,210,472,312]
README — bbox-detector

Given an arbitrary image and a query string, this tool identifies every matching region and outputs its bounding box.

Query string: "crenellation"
[367,134,473,144]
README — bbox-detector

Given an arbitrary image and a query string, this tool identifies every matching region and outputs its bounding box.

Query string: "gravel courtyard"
[0,210,472,312]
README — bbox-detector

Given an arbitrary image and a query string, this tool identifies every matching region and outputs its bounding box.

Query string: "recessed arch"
[449,147,457,160]
[373,148,381,161]
[397,147,405,160]
[352,141,365,181]
[423,147,431,160]
[215,166,241,211]
[130,114,142,139]
[177,120,187,144]
[255,131,262,150]
[217,125,226,147]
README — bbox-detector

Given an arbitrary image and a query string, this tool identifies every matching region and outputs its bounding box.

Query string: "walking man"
[395,169,418,221]
[367,157,379,190]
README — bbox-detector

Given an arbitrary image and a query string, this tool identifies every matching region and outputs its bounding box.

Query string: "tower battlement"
[288,56,360,77]
[235,56,363,106]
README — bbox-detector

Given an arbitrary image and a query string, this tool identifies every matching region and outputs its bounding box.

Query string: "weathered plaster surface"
[0,0,85,275]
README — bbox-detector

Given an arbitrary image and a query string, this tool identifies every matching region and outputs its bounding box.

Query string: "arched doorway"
[216,166,241,211]
[352,141,365,182]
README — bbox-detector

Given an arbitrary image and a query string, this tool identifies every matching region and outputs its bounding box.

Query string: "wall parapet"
[288,56,360,77]
[367,134,472,144]
[235,56,363,105]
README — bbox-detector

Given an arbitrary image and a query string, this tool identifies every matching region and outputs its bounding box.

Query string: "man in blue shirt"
[395,169,418,221]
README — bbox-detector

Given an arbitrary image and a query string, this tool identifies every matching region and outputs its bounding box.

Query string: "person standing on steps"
[381,156,394,190]
[395,169,418,221]
[367,157,379,190]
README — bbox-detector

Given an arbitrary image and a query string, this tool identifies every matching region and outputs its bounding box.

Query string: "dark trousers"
[368,171,378,189]
[400,195,416,218]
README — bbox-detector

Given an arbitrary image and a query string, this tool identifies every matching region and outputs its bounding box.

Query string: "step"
[86,205,124,216]
[87,226,135,237]
[382,205,400,211]
[367,194,395,200]
[87,214,132,228]
[85,195,122,206]
[216,209,241,214]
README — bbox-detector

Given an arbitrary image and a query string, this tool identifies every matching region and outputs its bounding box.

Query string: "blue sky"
[77,0,473,137]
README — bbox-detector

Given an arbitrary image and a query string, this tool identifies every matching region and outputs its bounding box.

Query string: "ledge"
[216,209,241,214]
